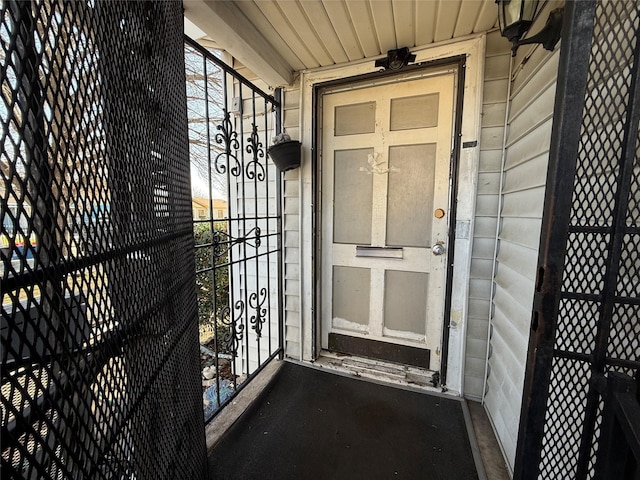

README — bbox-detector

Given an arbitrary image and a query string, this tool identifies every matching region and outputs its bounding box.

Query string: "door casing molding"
[297,35,486,396]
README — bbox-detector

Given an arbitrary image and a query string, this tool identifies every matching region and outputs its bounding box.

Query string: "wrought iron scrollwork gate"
[515,1,640,479]
[184,37,283,423]
[1,1,206,478]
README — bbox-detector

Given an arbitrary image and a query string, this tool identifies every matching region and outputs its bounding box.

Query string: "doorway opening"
[313,58,466,384]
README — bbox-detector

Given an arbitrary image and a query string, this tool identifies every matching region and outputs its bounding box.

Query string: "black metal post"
[439,55,466,388]
[275,87,285,360]
[513,1,597,478]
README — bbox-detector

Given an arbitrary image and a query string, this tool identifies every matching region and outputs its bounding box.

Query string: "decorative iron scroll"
[213,226,262,259]
[246,124,267,181]
[215,110,242,177]
[218,300,246,357]
[249,287,269,337]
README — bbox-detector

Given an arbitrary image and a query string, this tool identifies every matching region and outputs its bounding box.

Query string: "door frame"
[316,65,461,371]
[298,35,485,394]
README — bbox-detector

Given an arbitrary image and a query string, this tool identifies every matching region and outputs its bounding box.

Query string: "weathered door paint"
[321,72,455,370]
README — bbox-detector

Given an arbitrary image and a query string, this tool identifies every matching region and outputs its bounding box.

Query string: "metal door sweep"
[356,246,403,258]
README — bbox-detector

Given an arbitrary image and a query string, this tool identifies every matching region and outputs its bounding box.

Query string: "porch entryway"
[208,361,490,480]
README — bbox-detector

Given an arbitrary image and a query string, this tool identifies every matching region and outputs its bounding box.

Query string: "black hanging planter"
[268,140,301,172]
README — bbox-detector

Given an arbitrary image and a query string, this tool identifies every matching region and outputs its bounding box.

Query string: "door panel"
[384,270,429,338]
[389,93,439,130]
[321,72,455,370]
[386,143,437,247]
[332,265,371,332]
[335,102,376,135]
[333,148,374,244]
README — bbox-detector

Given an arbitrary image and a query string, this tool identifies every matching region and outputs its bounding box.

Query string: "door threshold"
[328,332,430,369]
[309,351,449,395]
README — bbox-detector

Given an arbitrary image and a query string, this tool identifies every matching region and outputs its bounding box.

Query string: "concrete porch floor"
[206,360,510,479]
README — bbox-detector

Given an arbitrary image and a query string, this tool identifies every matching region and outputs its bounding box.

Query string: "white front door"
[320,71,455,371]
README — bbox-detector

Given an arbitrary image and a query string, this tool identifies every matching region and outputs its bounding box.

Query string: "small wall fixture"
[496,0,563,56]
[375,47,416,70]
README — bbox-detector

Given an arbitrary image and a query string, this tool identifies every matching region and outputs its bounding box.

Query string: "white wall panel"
[280,82,302,360]
[464,30,510,401]
[483,26,561,472]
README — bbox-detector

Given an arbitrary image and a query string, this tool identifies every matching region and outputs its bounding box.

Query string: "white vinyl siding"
[464,30,511,401]
[483,1,562,471]
[281,87,302,359]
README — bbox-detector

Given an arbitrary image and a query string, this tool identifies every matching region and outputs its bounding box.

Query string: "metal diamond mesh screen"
[1,1,206,478]
[517,1,640,479]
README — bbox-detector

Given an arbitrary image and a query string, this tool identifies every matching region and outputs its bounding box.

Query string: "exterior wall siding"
[482,2,562,472]
[464,30,511,401]
[281,86,302,359]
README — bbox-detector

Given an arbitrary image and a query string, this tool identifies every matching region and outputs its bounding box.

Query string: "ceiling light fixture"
[496,0,563,56]
[375,47,416,71]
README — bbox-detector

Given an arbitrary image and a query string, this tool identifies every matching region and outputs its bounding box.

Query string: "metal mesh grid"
[539,358,592,478]
[555,298,598,355]
[1,1,206,478]
[535,0,640,478]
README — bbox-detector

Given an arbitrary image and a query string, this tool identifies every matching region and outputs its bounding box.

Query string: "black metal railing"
[184,37,283,423]
[1,1,206,478]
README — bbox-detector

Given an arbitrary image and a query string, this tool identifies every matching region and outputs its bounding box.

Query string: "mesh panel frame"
[1,1,206,478]
[517,1,640,479]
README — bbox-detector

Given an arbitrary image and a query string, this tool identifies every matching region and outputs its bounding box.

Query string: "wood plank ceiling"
[184,0,499,86]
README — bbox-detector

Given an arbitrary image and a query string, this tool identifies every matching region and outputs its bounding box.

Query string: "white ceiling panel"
[185,0,500,86]
[434,0,462,42]
[254,0,321,68]
[323,1,365,61]
[415,1,437,46]
[278,0,335,65]
[475,0,501,33]
[233,1,307,71]
[346,1,380,58]
[454,1,484,38]
[299,1,350,64]
[392,0,416,49]
[370,0,397,53]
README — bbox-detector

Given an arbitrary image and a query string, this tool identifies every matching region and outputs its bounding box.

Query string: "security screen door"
[321,71,455,371]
